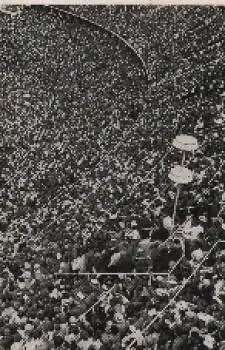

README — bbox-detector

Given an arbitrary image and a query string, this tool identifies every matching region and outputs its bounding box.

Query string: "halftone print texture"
[0,5,225,349]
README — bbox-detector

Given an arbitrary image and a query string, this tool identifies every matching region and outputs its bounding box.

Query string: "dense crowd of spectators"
[0,4,225,349]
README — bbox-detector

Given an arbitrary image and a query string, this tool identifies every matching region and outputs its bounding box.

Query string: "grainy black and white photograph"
[0,4,225,349]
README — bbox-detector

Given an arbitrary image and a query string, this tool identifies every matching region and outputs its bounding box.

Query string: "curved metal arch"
[49,6,149,86]
[0,5,22,16]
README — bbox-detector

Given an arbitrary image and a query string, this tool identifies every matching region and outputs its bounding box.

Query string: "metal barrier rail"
[126,240,225,349]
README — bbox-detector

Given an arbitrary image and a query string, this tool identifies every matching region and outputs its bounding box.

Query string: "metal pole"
[171,184,181,232]
[181,151,186,165]
[172,150,185,232]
